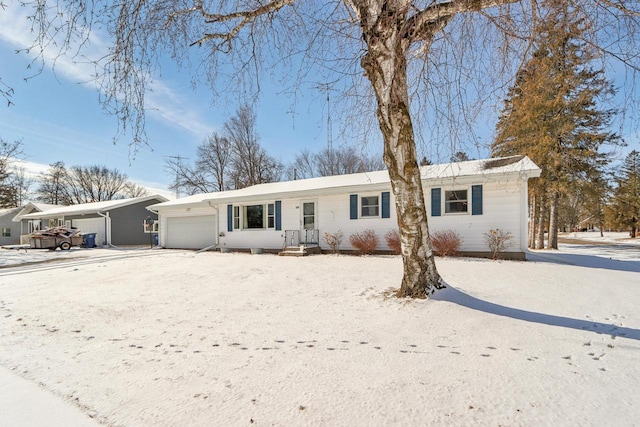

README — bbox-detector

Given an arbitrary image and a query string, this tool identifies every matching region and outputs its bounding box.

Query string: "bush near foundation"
[484,228,513,260]
[323,230,343,254]
[384,229,402,255]
[431,230,462,257]
[349,229,379,255]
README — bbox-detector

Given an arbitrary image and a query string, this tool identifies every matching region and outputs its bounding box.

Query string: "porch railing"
[304,229,319,245]
[283,229,319,247]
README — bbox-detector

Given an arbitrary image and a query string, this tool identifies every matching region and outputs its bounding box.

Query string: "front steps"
[278,245,322,257]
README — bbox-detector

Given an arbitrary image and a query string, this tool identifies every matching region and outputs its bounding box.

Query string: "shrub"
[323,230,343,254]
[431,230,462,257]
[384,229,402,255]
[349,229,379,255]
[484,228,514,260]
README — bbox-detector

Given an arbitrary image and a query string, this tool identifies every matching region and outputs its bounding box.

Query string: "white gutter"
[96,211,113,247]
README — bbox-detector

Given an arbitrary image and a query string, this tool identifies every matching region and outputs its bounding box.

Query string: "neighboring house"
[148,156,541,259]
[17,195,169,246]
[0,203,57,245]
[0,207,24,246]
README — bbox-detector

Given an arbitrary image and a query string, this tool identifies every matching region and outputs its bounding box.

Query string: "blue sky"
[0,1,340,198]
[1,1,638,200]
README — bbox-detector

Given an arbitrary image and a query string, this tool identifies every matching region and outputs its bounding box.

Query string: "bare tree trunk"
[535,193,547,249]
[528,192,536,249]
[548,190,559,249]
[359,7,442,298]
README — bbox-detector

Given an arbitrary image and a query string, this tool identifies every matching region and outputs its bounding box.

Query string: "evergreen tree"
[492,1,619,249]
[609,150,640,237]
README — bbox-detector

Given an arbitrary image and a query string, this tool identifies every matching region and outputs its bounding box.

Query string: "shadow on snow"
[433,285,640,341]
[526,245,640,274]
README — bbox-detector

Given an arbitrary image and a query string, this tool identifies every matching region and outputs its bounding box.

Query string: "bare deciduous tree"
[225,105,283,189]
[36,162,146,204]
[12,0,640,297]
[0,138,24,208]
[287,145,385,179]
[35,161,68,205]
[166,105,282,194]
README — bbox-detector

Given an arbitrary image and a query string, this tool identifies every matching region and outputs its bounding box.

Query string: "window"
[143,220,159,233]
[233,206,240,230]
[2,228,10,237]
[445,190,468,213]
[267,203,275,229]
[361,196,379,217]
[28,220,41,233]
[238,203,276,230]
[244,205,264,229]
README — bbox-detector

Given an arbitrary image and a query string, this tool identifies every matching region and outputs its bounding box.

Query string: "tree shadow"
[526,245,640,274]
[432,285,640,341]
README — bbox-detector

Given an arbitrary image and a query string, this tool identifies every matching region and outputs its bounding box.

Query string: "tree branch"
[595,0,640,18]
[169,0,298,47]
[406,0,520,42]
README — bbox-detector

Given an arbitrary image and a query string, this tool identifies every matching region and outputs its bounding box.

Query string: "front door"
[301,200,317,244]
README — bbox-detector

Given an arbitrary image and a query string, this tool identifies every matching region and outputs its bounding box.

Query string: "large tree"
[165,105,282,195]
[492,1,620,249]
[8,1,640,297]
[609,150,640,237]
[35,162,148,204]
[35,161,68,205]
[287,145,385,180]
[0,138,24,208]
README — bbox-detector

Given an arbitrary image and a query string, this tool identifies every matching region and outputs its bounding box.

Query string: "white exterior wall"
[318,191,397,251]
[155,174,531,254]
[213,189,398,251]
[425,178,526,253]
[218,199,286,250]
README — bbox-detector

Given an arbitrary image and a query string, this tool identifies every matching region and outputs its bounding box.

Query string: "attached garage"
[72,217,107,246]
[166,215,217,249]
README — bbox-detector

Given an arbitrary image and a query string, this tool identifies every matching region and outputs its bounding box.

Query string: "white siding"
[156,175,530,255]
[219,200,285,250]
[316,191,397,251]
[425,179,526,253]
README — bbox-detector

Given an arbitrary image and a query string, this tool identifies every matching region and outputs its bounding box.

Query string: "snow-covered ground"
[0,233,638,426]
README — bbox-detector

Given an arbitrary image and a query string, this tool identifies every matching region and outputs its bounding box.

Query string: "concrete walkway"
[0,367,99,427]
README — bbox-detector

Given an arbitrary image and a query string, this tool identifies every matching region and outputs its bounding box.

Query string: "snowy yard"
[0,233,639,426]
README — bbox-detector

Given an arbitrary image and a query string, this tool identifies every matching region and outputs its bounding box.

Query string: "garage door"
[166,215,217,249]
[72,217,107,246]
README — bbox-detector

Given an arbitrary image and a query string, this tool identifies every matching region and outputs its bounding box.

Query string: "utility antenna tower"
[163,155,189,199]
[317,83,334,175]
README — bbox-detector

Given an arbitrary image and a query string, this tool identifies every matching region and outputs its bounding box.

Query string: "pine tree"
[492,1,619,249]
[609,150,640,237]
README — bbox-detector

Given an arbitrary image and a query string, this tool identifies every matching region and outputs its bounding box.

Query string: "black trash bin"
[84,233,97,248]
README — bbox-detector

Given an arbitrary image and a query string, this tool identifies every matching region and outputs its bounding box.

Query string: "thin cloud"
[0,1,215,139]
[14,159,174,200]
